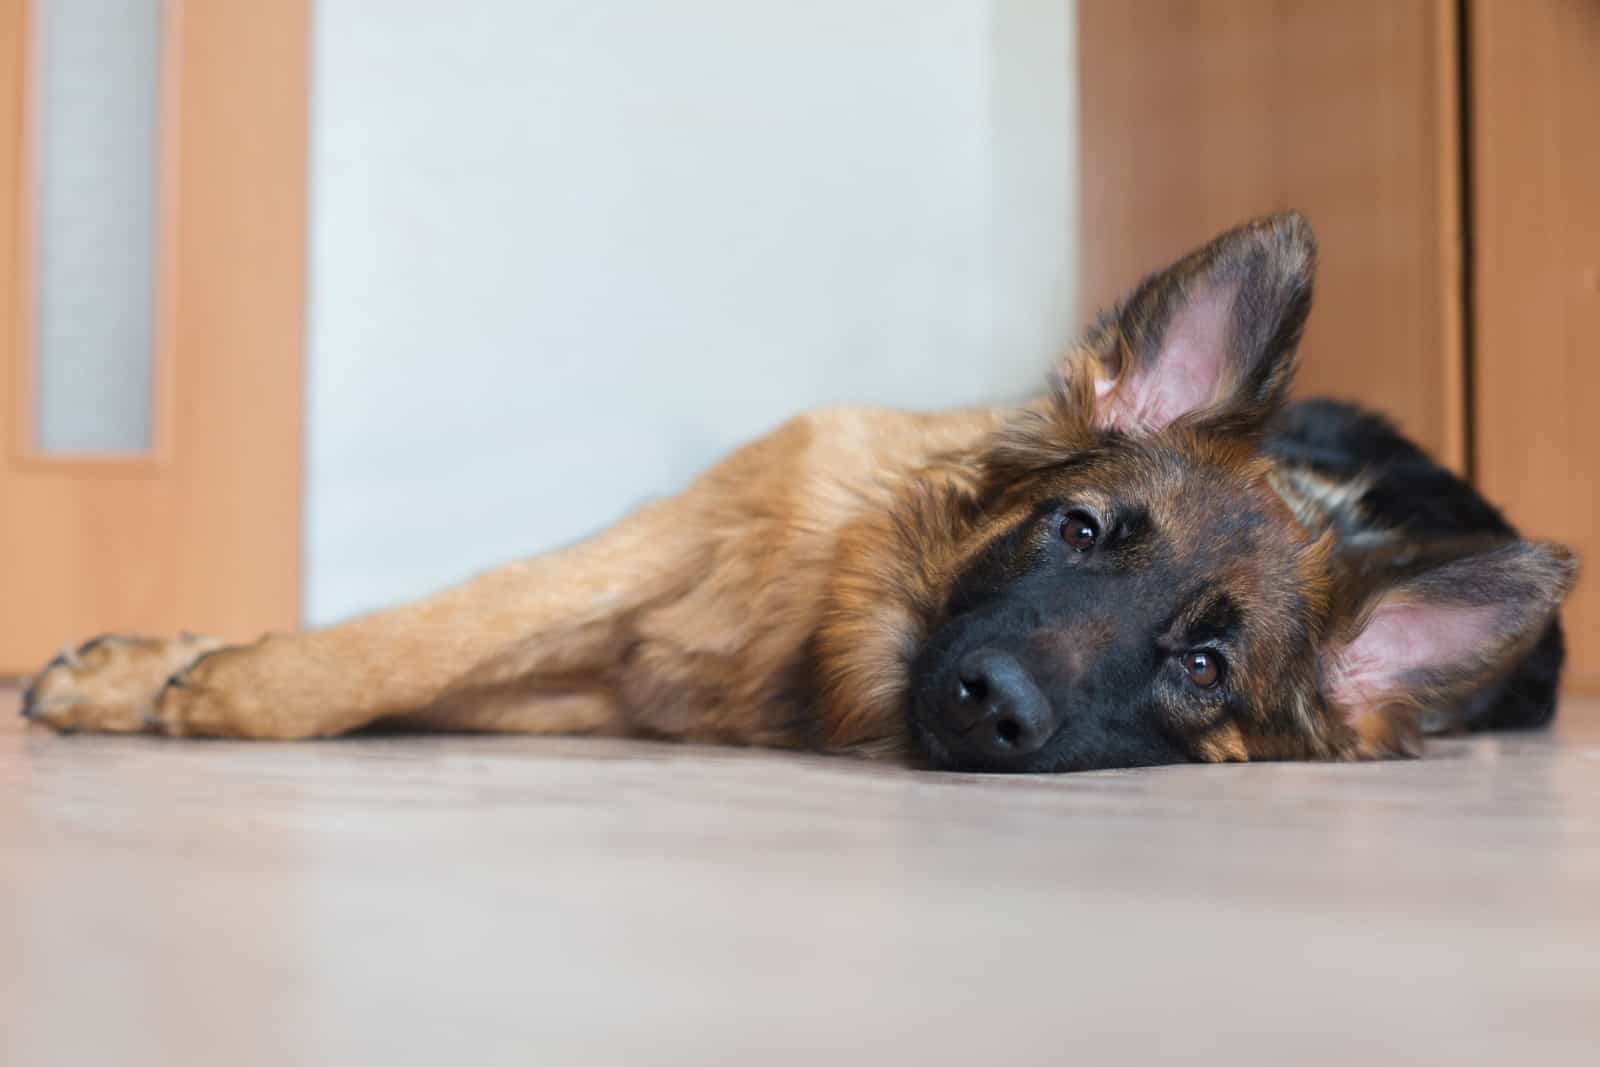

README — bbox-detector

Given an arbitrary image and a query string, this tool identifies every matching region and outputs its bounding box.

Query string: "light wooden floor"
[3,685,1598,1066]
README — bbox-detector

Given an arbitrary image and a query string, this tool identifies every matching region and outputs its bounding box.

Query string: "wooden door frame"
[1,0,307,673]
[1466,0,1600,694]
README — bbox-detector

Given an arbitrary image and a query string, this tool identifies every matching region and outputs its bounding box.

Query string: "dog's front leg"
[23,495,705,739]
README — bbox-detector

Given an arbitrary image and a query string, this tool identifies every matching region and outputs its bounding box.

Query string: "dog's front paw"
[21,633,224,734]
[152,634,344,739]
[150,640,281,738]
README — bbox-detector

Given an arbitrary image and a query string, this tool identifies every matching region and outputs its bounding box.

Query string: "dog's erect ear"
[1323,540,1578,756]
[1082,212,1316,434]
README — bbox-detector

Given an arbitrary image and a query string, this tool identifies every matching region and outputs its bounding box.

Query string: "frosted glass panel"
[33,0,163,454]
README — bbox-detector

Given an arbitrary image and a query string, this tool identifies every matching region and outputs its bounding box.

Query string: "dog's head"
[825,213,1577,772]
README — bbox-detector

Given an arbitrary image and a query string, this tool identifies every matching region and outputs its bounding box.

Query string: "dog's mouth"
[904,662,966,771]
[907,718,957,771]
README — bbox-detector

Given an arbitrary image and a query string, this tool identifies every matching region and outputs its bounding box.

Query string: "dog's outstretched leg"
[22,493,705,739]
[23,409,975,743]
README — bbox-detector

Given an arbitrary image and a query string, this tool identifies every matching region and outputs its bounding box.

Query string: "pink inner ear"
[1096,281,1236,432]
[1327,600,1502,713]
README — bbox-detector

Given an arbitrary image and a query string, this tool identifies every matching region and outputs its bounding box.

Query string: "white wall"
[306,0,1078,625]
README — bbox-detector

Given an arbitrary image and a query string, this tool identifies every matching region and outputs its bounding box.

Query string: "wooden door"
[0,0,306,675]
[1468,0,1600,692]
[1076,0,1465,470]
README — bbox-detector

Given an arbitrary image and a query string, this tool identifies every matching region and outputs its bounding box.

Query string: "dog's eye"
[1182,649,1224,689]
[1060,510,1099,552]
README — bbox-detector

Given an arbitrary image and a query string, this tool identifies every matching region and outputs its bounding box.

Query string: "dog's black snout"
[943,648,1055,759]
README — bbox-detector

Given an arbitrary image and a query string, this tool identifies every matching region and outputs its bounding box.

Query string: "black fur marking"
[20,648,77,720]
[1266,398,1564,730]
[1185,594,1243,647]
[1109,505,1151,551]
[76,634,120,657]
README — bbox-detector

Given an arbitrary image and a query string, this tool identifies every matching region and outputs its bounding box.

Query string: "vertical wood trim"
[150,0,185,463]
[3,0,32,461]
[1468,0,1600,693]
[1435,0,1467,478]
[167,0,306,636]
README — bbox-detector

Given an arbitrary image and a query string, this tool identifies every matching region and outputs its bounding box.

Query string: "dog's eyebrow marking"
[1180,593,1242,645]
[1110,505,1150,548]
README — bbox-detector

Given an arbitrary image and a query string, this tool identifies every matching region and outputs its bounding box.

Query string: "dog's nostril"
[941,649,1056,759]
[993,716,1021,746]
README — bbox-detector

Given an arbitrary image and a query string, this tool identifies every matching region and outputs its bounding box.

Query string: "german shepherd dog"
[22,214,1578,772]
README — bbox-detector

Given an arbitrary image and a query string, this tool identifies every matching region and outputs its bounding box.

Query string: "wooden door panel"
[1076,0,1464,469]
[1469,0,1600,691]
[0,0,305,674]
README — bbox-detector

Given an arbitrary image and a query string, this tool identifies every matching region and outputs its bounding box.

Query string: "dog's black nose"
[943,648,1055,759]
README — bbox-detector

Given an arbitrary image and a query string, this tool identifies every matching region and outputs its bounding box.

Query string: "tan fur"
[25,406,1005,750]
[17,397,1382,762]
[1193,721,1251,763]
